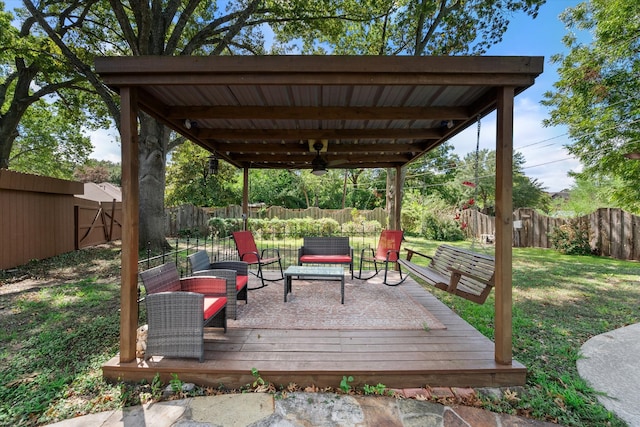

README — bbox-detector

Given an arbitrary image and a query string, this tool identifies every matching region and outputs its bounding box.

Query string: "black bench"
[298,237,353,279]
[398,245,495,304]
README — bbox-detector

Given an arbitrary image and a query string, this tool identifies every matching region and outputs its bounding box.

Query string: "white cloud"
[88,128,121,163]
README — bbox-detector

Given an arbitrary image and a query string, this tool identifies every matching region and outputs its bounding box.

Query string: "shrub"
[421,212,465,241]
[342,220,382,236]
[208,217,242,237]
[549,219,593,255]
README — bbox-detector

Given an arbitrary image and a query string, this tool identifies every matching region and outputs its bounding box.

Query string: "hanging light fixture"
[208,152,219,175]
[311,141,327,176]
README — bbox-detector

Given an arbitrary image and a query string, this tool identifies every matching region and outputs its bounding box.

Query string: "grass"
[403,236,639,426]
[1,237,638,426]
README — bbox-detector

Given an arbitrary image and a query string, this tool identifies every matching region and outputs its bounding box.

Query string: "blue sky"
[449,0,587,192]
[4,0,586,192]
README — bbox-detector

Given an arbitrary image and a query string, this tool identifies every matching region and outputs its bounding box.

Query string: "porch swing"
[398,116,496,304]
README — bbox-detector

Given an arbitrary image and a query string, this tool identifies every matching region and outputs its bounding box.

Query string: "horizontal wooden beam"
[196,128,442,140]
[213,142,425,154]
[231,152,412,163]
[96,55,544,77]
[168,106,469,121]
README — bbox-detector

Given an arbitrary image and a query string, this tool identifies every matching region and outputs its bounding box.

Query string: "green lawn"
[0,238,637,426]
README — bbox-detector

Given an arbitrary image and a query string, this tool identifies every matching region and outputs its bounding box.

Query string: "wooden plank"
[104,277,526,389]
[633,214,640,261]
[622,210,632,260]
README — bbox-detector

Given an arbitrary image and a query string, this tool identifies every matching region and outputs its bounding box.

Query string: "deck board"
[103,278,526,389]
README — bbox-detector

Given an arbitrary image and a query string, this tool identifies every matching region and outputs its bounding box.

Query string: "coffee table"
[283,266,345,304]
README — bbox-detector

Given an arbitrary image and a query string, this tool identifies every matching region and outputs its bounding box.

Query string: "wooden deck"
[103,278,526,389]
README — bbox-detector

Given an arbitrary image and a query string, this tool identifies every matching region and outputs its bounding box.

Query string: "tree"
[21,0,380,250]
[0,3,100,173]
[74,159,121,184]
[542,0,640,213]
[271,0,546,225]
[455,149,549,214]
[9,102,93,178]
[555,175,621,216]
[165,141,239,207]
[404,143,460,205]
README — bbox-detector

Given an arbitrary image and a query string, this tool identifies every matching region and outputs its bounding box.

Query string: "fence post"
[146,242,151,270]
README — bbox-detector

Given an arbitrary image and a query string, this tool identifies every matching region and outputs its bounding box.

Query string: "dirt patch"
[0,241,122,297]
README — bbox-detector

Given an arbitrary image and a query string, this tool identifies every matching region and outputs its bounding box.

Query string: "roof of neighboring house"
[76,182,122,202]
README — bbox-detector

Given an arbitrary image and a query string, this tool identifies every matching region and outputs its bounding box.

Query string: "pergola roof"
[95,55,543,170]
[97,55,545,366]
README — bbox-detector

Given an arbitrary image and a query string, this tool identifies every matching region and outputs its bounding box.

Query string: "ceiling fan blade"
[327,158,348,166]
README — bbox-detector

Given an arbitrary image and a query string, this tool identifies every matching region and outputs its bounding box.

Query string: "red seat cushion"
[236,275,248,291]
[300,255,352,263]
[203,296,227,320]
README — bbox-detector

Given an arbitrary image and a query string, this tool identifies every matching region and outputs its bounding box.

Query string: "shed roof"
[95,55,543,171]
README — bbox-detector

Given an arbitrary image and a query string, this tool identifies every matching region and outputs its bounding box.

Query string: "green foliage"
[555,175,622,216]
[166,141,239,208]
[339,375,354,393]
[74,160,121,185]
[248,217,347,239]
[270,0,544,56]
[8,102,94,179]
[251,368,266,388]
[362,383,388,396]
[342,220,382,236]
[422,213,465,242]
[549,219,593,256]
[169,374,183,394]
[151,373,163,400]
[543,0,640,214]
[454,149,550,215]
[208,217,243,238]
[402,192,464,241]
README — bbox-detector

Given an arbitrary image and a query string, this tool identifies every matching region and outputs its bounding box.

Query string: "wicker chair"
[139,262,228,362]
[356,230,407,286]
[187,251,249,319]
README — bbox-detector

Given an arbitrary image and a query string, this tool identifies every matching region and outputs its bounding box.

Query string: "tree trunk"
[385,167,406,229]
[138,114,171,251]
[0,121,19,169]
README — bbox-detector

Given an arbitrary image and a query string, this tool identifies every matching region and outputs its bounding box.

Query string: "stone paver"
[577,323,640,427]
[41,389,569,427]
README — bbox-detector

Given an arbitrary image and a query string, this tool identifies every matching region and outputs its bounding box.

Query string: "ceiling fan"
[308,139,349,175]
[311,141,328,176]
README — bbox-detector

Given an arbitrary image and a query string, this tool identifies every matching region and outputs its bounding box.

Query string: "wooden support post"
[119,87,140,363]
[494,86,514,365]
[394,166,403,231]
[242,167,249,230]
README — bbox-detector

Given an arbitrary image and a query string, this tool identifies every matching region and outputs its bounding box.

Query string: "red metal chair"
[356,229,407,286]
[232,230,283,289]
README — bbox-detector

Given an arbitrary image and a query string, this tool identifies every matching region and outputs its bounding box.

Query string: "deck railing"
[138,225,384,277]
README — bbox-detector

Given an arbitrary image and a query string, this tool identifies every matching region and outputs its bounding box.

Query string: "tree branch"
[23,0,121,128]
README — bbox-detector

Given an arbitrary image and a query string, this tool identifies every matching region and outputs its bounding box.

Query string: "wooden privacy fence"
[462,207,640,261]
[207,205,387,224]
[166,205,388,236]
[74,198,122,249]
[0,170,83,270]
[165,204,210,236]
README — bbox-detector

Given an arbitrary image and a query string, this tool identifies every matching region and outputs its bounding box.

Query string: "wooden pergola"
[95,55,543,376]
